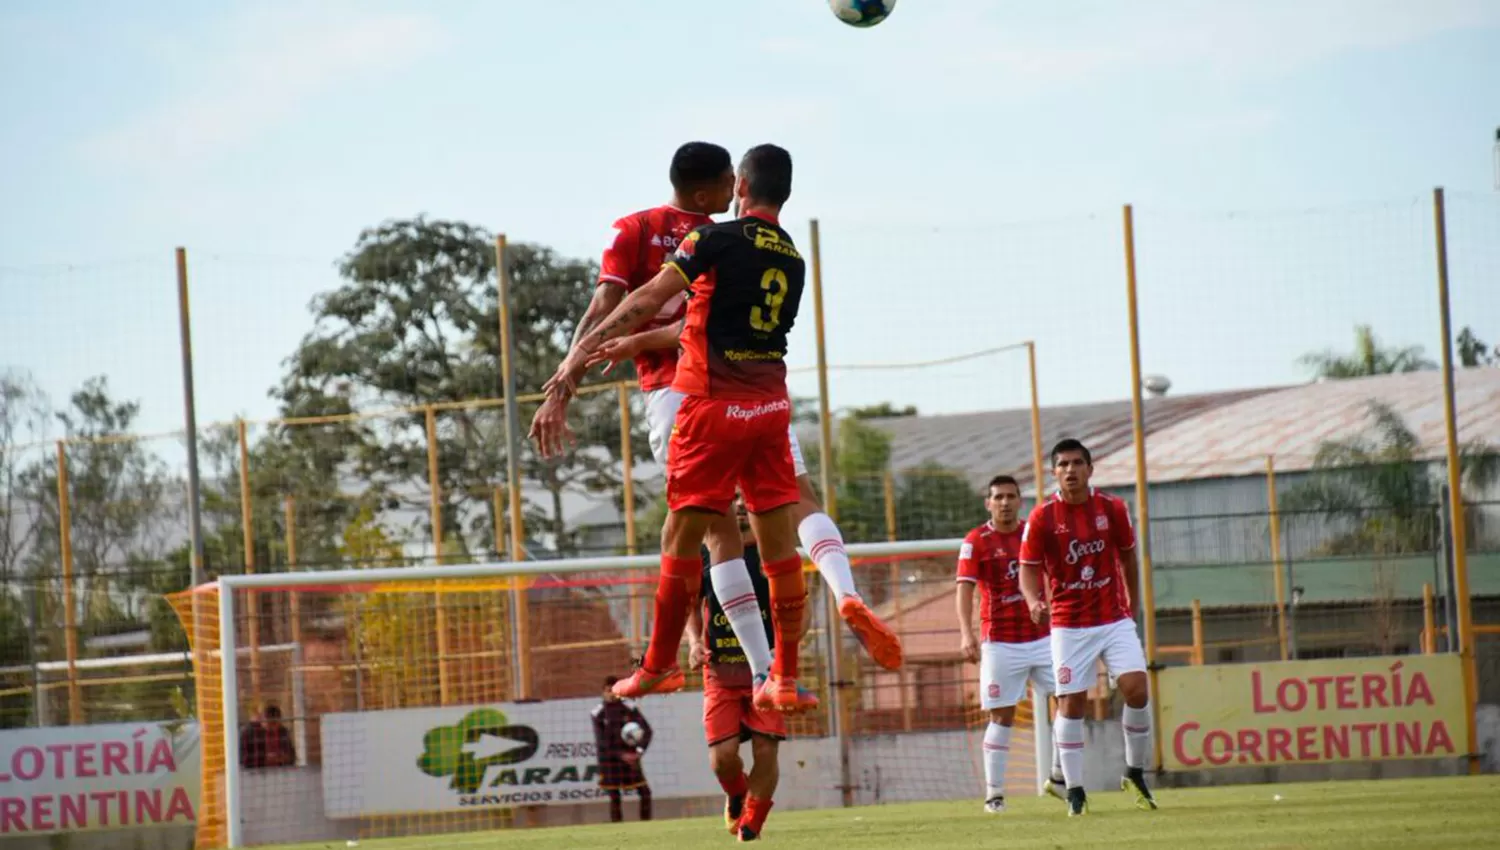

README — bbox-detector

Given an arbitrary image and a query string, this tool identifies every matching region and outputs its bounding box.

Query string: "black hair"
[669,142,732,192]
[987,475,1021,495]
[264,703,282,719]
[604,675,619,688]
[738,144,793,207]
[1050,438,1092,466]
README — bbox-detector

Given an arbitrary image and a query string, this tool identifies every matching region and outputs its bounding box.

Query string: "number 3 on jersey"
[751,268,788,332]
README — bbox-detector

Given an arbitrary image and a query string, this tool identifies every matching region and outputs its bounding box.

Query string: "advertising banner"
[1159,654,1466,771]
[321,693,720,817]
[0,721,200,836]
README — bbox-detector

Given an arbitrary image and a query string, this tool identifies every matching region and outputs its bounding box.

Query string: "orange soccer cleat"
[752,674,819,714]
[611,665,685,699]
[839,595,904,671]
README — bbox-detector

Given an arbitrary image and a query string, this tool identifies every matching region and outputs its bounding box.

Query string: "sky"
[2,0,1499,442]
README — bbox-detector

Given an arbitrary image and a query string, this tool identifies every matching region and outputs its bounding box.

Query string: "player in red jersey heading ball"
[1019,439,1158,816]
[957,475,1065,813]
[531,142,900,684]
[545,145,815,713]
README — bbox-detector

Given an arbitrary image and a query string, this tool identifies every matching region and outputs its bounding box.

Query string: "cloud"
[80,6,443,169]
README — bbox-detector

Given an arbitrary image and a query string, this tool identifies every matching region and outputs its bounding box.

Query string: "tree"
[1457,326,1498,368]
[849,402,918,420]
[271,217,650,562]
[1298,325,1435,380]
[801,417,976,606]
[0,370,49,583]
[7,378,181,722]
[1280,400,1500,555]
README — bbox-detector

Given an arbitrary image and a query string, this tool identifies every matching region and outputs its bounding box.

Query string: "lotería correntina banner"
[1159,654,1467,771]
[0,721,199,835]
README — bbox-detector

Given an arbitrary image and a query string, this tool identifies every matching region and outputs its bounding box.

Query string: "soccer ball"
[828,0,896,28]
[620,721,645,748]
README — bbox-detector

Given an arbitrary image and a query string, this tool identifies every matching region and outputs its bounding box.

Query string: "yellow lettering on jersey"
[723,349,786,362]
[752,227,802,259]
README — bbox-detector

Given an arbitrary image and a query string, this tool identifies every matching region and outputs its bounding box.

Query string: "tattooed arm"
[569,282,627,353]
[547,268,691,395]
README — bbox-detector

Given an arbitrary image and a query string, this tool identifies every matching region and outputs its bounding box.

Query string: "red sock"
[764,557,805,679]
[741,794,774,834]
[643,555,702,672]
[718,771,748,798]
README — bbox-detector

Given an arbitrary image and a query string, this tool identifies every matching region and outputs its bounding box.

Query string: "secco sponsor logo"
[1064,539,1105,565]
[725,399,790,421]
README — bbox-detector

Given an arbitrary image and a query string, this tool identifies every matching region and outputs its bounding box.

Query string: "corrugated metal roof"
[850,388,1270,491]
[1091,369,1500,486]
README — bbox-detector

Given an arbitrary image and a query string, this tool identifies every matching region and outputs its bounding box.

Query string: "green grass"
[270,776,1500,850]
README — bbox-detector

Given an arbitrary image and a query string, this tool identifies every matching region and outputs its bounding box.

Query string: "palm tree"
[1298,325,1435,380]
[1457,327,1497,368]
[1281,400,1500,555]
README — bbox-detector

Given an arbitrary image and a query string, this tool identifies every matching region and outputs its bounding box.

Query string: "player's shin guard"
[982,722,1011,800]
[1123,703,1152,770]
[711,558,774,678]
[797,512,857,600]
[763,556,806,679]
[1054,715,1085,790]
[642,555,703,672]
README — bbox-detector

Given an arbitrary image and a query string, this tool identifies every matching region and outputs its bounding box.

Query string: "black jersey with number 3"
[665,213,805,400]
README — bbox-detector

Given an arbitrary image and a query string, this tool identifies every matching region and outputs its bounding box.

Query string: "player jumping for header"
[957,474,1065,813]
[545,144,815,713]
[1019,439,1158,816]
[529,142,901,686]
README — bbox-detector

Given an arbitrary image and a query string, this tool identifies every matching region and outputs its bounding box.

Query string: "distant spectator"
[240,703,296,769]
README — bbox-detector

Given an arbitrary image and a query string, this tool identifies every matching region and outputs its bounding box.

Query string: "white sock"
[1123,703,1152,770]
[798,512,858,601]
[1054,715,1085,789]
[982,722,1011,799]
[1051,736,1064,782]
[710,559,774,678]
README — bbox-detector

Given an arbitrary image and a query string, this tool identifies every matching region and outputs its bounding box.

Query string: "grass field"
[270,776,1500,850]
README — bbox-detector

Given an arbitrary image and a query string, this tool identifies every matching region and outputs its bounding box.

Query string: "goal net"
[168,541,1050,847]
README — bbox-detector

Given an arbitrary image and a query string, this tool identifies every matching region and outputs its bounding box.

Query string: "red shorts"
[703,676,786,746]
[667,395,798,515]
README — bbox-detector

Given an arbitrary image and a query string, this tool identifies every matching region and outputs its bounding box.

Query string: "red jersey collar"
[1053,487,1095,504]
[986,519,1023,534]
[743,207,780,225]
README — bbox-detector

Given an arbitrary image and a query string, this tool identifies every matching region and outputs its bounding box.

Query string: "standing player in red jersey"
[1019,439,1158,816]
[545,144,815,713]
[956,475,1065,814]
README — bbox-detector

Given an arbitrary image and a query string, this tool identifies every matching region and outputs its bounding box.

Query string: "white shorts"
[1050,619,1146,697]
[979,637,1055,710]
[643,387,807,477]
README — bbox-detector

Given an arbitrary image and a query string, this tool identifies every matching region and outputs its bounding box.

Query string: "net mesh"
[167,548,1046,847]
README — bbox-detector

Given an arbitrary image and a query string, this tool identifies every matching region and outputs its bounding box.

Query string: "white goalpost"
[210,538,1052,848]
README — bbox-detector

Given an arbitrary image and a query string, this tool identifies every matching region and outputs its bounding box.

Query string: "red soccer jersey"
[1019,490,1137,629]
[957,521,1048,644]
[599,205,712,391]
[665,214,805,400]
